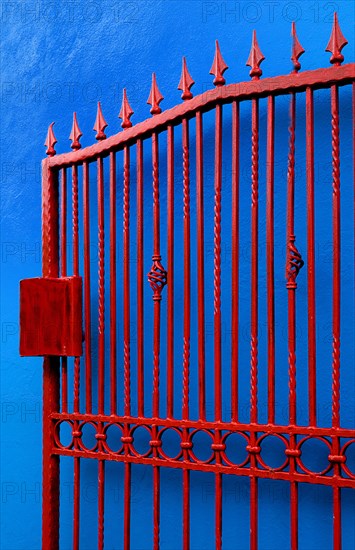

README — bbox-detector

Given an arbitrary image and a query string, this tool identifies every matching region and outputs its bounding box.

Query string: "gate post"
[42,157,60,550]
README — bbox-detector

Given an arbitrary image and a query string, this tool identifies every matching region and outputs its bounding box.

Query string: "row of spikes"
[45,13,348,156]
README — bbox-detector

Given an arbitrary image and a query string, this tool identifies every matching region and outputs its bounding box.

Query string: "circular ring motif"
[256,434,289,472]
[54,420,73,450]
[78,421,98,452]
[130,425,153,458]
[221,431,250,467]
[296,436,332,476]
[102,423,124,454]
[158,427,183,461]
[189,429,214,464]
[341,439,355,478]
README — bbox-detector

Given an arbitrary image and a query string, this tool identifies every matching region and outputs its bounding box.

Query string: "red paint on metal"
[119,89,134,129]
[291,22,305,73]
[266,95,275,425]
[69,112,83,150]
[83,161,92,413]
[136,139,145,417]
[231,100,239,423]
[178,57,194,100]
[44,122,57,156]
[209,40,228,86]
[148,73,164,115]
[167,125,174,418]
[110,151,117,415]
[196,111,206,422]
[246,30,265,80]
[326,12,348,66]
[20,276,82,357]
[94,101,108,140]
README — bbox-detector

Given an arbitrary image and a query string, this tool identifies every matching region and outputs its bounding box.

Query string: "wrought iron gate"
[20,13,354,550]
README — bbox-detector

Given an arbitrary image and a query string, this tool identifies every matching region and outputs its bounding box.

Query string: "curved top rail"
[47,63,355,168]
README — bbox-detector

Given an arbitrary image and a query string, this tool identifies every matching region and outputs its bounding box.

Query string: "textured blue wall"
[1,1,355,549]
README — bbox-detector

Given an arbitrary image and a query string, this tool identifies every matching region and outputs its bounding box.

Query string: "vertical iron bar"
[182,117,191,550]
[214,103,223,549]
[250,97,259,550]
[151,132,162,550]
[60,167,68,413]
[42,160,60,550]
[182,117,191,422]
[331,83,342,550]
[83,161,92,413]
[123,146,131,417]
[97,156,105,415]
[231,100,239,423]
[196,110,206,421]
[306,86,317,427]
[214,103,223,422]
[110,151,117,415]
[286,92,299,550]
[123,146,132,549]
[136,139,144,417]
[98,459,105,550]
[167,125,175,418]
[97,156,105,549]
[124,462,131,550]
[266,95,275,425]
[72,163,80,550]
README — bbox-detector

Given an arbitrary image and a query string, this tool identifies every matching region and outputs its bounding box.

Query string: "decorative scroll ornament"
[291,22,305,73]
[147,256,167,300]
[147,73,164,115]
[209,40,228,86]
[286,235,304,288]
[44,122,57,156]
[246,30,265,80]
[69,112,83,150]
[178,57,195,100]
[93,101,108,140]
[326,12,348,65]
[119,88,134,129]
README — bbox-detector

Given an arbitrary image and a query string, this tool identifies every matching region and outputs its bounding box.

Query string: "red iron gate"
[20,14,355,550]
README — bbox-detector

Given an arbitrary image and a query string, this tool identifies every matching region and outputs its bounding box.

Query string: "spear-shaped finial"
[246,30,265,80]
[178,57,195,100]
[44,122,57,156]
[119,88,134,129]
[291,22,305,73]
[93,102,108,140]
[147,73,164,115]
[209,40,228,86]
[69,112,82,150]
[325,12,348,65]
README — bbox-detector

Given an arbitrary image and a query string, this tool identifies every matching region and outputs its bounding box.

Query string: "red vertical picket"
[196,111,206,422]
[266,95,275,425]
[231,100,240,423]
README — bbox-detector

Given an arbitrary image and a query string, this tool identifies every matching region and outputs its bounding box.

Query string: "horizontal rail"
[48,64,355,168]
[52,448,355,489]
[51,412,355,438]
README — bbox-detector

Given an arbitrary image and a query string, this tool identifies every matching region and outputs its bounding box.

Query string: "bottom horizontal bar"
[52,448,355,489]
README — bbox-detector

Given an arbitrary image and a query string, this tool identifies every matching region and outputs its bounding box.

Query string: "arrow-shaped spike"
[119,89,134,129]
[147,73,164,115]
[291,22,305,73]
[178,57,195,100]
[325,12,348,65]
[93,102,108,140]
[44,122,57,156]
[246,30,265,80]
[209,40,228,86]
[69,112,82,150]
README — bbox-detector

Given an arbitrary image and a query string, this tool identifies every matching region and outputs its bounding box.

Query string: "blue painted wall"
[1,1,354,549]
